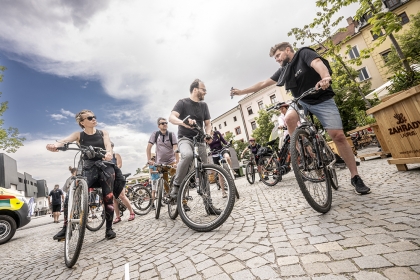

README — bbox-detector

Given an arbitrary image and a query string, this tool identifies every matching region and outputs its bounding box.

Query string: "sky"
[0,0,359,192]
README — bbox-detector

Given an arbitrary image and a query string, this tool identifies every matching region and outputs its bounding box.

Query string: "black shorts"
[212,150,230,165]
[52,204,61,212]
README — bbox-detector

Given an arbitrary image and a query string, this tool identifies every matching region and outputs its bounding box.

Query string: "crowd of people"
[46,41,372,241]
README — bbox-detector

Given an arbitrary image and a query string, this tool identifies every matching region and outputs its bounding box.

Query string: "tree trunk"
[388,33,412,72]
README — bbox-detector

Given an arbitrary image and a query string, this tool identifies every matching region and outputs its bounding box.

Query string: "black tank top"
[80,130,105,160]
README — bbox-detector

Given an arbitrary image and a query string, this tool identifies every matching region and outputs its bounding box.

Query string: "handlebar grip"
[56,146,66,151]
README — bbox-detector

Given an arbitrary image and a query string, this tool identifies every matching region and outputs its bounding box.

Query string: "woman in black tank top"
[46,109,123,240]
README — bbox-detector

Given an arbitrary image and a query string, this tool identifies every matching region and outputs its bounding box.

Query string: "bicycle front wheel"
[131,185,152,215]
[319,139,339,191]
[290,128,332,213]
[178,164,236,232]
[258,156,281,187]
[155,179,163,219]
[167,177,178,220]
[65,179,88,268]
[245,162,255,184]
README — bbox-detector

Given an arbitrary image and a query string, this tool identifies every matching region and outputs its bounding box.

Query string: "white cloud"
[60,108,75,117]
[50,114,67,121]
[0,0,359,123]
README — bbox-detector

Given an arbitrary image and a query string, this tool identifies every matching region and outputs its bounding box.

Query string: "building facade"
[212,106,247,141]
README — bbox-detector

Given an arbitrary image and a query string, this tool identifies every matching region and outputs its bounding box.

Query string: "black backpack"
[154,131,174,146]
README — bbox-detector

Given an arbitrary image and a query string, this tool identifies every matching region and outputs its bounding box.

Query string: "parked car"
[0,187,31,244]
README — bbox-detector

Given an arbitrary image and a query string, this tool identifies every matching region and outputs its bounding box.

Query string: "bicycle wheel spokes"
[178,165,236,232]
[86,204,105,232]
[291,128,332,213]
[131,185,152,215]
[65,180,88,268]
[258,156,281,187]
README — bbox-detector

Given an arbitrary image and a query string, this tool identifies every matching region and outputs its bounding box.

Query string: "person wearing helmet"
[241,137,265,181]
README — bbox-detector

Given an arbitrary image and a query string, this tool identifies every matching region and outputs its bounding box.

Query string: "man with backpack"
[146,117,179,208]
[231,42,370,195]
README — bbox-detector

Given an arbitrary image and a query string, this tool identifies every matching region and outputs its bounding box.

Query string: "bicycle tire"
[258,156,281,187]
[290,128,332,213]
[86,190,105,232]
[318,138,339,191]
[177,164,236,232]
[329,168,339,190]
[131,185,152,215]
[155,179,163,219]
[222,163,239,199]
[167,177,178,220]
[245,162,255,184]
[64,179,88,268]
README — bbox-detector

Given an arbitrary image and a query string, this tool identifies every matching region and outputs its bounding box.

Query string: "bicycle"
[56,142,107,268]
[152,164,178,219]
[211,143,240,199]
[176,116,236,232]
[243,152,257,184]
[289,87,338,213]
[86,188,105,232]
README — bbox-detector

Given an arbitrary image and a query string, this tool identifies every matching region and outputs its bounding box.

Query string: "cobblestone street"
[1,152,420,280]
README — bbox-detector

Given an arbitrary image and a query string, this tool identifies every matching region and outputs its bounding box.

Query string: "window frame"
[235,126,241,135]
[357,67,371,82]
[247,106,253,115]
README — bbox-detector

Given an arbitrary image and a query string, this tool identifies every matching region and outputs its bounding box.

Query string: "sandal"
[128,212,135,221]
[113,216,121,224]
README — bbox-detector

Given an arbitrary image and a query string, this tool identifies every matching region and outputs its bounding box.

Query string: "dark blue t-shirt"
[49,189,63,205]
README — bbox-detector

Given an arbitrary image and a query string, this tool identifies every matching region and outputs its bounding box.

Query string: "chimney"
[347,17,354,25]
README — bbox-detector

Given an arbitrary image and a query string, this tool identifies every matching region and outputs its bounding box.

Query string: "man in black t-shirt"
[230,42,370,195]
[48,184,64,223]
[169,79,213,203]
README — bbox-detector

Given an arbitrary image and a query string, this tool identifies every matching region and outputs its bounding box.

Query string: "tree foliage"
[0,66,25,153]
[223,131,248,160]
[251,109,277,145]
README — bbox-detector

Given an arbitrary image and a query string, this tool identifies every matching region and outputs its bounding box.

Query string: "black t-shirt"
[49,189,63,205]
[248,144,261,155]
[271,48,334,105]
[172,98,211,140]
[80,130,105,160]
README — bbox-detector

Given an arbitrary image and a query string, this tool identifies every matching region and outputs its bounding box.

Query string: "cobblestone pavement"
[1,150,420,280]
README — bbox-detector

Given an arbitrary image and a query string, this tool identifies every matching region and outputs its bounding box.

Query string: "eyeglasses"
[249,140,255,142]
[159,122,168,125]
[82,116,96,121]
[198,88,207,92]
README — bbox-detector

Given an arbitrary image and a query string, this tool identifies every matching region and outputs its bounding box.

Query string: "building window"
[233,116,237,122]
[247,106,253,115]
[219,124,222,129]
[30,182,33,185]
[371,30,384,41]
[348,46,360,59]
[214,127,217,131]
[18,178,23,183]
[399,12,409,25]
[235,126,241,135]
[381,50,391,63]
[251,121,257,130]
[357,67,370,81]
[258,101,264,110]
[224,121,227,127]
[270,95,277,104]
[384,0,401,9]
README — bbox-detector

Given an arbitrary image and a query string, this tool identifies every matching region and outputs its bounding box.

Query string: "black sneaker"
[351,175,371,195]
[183,204,191,212]
[206,204,221,215]
[105,228,116,240]
[53,226,66,241]
[170,186,179,199]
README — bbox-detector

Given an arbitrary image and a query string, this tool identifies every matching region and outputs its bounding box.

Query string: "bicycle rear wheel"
[177,164,236,232]
[155,179,163,219]
[131,185,152,215]
[167,177,178,220]
[258,156,281,187]
[245,162,255,184]
[65,179,88,268]
[290,128,332,213]
[86,190,105,232]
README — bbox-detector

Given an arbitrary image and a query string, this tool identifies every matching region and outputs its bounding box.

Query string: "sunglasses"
[83,116,96,121]
[249,140,255,142]
[159,122,168,125]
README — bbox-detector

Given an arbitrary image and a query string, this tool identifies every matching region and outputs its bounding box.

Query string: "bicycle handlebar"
[56,142,107,159]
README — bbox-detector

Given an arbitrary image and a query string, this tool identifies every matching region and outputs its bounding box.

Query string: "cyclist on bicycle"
[46,109,124,240]
[207,129,231,197]
[169,79,220,214]
[231,42,370,195]
[111,142,136,223]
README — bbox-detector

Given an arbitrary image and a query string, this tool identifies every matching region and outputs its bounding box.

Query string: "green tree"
[0,66,25,153]
[251,109,277,145]
[224,131,248,160]
[316,0,413,73]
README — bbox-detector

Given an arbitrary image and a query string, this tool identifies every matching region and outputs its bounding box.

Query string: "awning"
[365,80,392,100]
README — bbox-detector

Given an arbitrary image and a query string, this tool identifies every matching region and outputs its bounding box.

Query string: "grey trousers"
[173,137,208,186]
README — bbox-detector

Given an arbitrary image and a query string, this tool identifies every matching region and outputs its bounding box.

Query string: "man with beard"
[169,79,213,200]
[230,42,370,195]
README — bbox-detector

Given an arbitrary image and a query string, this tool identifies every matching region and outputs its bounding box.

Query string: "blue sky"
[0,0,358,191]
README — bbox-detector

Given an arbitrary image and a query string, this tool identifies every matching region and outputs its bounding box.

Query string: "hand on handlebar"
[315,77,332,90]
[46,144,59,152]
[103,152,113,161]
